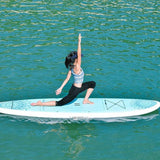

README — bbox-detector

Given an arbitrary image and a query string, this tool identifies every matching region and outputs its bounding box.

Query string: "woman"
[31,34,96,106]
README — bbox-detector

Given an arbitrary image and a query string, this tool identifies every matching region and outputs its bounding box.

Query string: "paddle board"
[0,98,159,119]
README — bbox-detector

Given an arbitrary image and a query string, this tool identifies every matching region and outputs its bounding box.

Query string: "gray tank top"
[71,68,84,84]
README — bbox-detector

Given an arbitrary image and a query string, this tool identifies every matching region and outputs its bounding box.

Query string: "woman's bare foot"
[83,99,94,104]
[31,101,42,106]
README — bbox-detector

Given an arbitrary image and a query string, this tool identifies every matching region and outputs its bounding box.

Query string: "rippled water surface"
[0,0,160,159]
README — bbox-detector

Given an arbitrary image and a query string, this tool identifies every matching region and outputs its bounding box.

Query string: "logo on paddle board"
[104,100,126,110]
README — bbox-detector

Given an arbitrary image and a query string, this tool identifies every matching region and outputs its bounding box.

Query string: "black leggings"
[56,81,96,106]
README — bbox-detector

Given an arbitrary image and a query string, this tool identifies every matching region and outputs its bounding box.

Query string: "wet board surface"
[0,98,159,119]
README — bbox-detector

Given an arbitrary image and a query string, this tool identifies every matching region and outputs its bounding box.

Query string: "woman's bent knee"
[90,81,96,89]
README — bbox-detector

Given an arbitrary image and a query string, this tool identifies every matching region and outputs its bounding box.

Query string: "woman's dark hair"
[65,51,77,69]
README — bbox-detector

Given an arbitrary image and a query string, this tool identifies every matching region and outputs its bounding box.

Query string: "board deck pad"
[0,98,159,119]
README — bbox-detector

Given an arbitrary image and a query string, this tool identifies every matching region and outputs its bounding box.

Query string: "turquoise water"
[0,0,160,159]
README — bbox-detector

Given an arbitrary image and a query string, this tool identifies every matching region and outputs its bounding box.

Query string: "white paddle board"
[0,98,159,119]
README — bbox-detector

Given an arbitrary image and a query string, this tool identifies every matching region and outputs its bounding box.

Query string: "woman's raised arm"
[77,33,82,67]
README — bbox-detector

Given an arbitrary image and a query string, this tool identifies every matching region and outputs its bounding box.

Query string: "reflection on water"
[50,123,96,159]
[0,109,160,159]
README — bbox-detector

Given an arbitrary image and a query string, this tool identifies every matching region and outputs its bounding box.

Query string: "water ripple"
[0,0,159,102]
